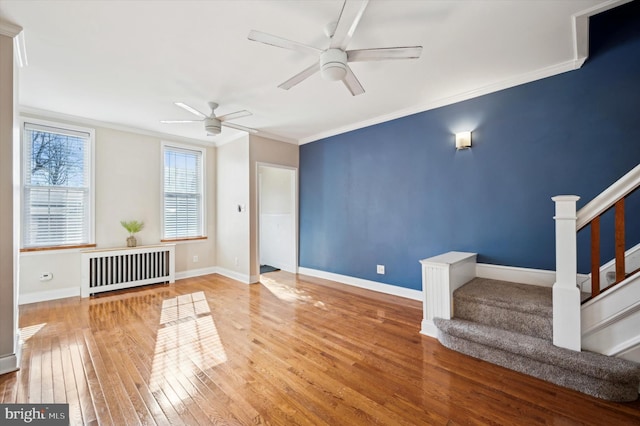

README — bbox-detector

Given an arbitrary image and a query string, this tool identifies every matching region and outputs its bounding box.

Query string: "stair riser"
[438,331,639,402]
[455,300,552,340]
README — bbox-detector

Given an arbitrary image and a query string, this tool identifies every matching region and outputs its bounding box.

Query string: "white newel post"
[552,195,581,351]
[419,252,477,337]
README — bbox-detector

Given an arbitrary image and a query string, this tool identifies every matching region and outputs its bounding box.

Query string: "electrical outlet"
[193,255,199,263]
[235,257,239,266]
[39,272,53,281]
[376,265,385,274]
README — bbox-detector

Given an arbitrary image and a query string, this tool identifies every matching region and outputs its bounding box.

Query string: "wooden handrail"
[576,164,640,231]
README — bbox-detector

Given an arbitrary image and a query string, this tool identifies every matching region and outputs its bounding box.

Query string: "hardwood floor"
[2,271,640,425]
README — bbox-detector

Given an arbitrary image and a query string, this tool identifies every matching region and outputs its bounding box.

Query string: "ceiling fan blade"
[278,62,321,90]
[222,122,258,134]
[218,110,252,122]
[160,120,201,124]
[347,46,423,62]
[342,65,365,96]
[174,102,208,118]
[329,0,369,50]
[248,30,321,56]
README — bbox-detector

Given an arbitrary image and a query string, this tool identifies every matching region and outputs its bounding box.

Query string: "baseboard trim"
[297,267,422,301]
[476,263,589,288]
[19,266,255,304]
[175,266,218,280]
[215,267,252,285]
[19,287,80,305]
[16,263,590,304]
[0,352,19,375]
[421,319,438,338]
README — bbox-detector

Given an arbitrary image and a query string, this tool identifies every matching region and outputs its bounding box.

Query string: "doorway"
[257,164,297,274]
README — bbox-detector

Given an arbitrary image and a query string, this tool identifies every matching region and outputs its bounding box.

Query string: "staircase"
[420,165,640,401]
[435,277,640,401]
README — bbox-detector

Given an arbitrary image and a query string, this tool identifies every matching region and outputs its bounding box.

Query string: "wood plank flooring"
[2,271,640,425]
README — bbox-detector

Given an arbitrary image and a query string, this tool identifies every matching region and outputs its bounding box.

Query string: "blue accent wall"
[299,2,640,290]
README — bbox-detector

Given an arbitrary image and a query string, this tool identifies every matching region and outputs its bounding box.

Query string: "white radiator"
[81,244,175,297]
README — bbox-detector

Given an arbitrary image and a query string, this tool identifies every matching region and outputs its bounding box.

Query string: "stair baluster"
[590,216,600,297]
[615,198,626,284]
[583,187,638,302]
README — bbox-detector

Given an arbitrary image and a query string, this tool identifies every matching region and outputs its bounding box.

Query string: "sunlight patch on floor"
[19,323,46,342]
[261,276,326,310]
[150,291,227,392]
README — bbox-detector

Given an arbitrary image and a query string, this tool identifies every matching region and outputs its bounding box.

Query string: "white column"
[552,195,581,351]
[420,252,476,337]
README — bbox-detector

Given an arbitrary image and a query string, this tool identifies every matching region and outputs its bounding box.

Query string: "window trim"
[20,117,96,250]
[160,141,207,241]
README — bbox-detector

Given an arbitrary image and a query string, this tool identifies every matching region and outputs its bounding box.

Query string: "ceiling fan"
[248,0,422,96]
[161,101,257,135]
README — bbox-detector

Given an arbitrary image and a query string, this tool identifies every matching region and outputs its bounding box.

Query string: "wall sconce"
[455,131,472,150]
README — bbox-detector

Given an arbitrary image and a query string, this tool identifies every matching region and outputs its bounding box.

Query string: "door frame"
[255,162,298,276]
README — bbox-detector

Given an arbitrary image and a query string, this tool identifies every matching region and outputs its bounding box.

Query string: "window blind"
[22,122,92,248]
[163,145,204,239]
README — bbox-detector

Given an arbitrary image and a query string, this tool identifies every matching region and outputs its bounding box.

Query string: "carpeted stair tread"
[435,317,640,386]
[454,277,552,316]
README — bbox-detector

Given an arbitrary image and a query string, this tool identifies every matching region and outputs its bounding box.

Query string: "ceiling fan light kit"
[204,118,222,135]
[321,49,348,81]
[248,0,422,96]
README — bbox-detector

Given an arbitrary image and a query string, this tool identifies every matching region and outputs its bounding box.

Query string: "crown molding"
[299,0,631,145]
[0,20,22,38]
[573,0,632,67]
[20,106,296,148]
[299,58,581,145]
[254,130,298,146]
[215,129,297,148]
[19,106,213,147]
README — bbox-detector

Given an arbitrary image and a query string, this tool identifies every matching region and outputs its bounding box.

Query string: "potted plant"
[120,220,144,247]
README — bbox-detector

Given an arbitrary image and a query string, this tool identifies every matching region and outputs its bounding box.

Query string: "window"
[162,143,205,240]
[22,120,94,249]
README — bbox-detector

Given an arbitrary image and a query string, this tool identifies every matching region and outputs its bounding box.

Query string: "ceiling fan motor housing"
[321,49,347,81]
[205,117,222,135]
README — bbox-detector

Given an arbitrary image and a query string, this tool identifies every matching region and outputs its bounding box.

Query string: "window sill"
[160,236,208,244]
[20,243,97,253]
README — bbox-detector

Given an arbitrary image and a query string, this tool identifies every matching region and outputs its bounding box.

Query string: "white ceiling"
[0,0,621,145]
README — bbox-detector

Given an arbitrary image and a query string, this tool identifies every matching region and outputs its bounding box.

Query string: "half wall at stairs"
[299,1,640,291]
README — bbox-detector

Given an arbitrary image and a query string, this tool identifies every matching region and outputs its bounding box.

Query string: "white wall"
[259,166,295,272]
[260,166,293,214]
[95,127,161,248]
[19,115,216,303]
[216,136,250,282]
[15,118,298,300]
